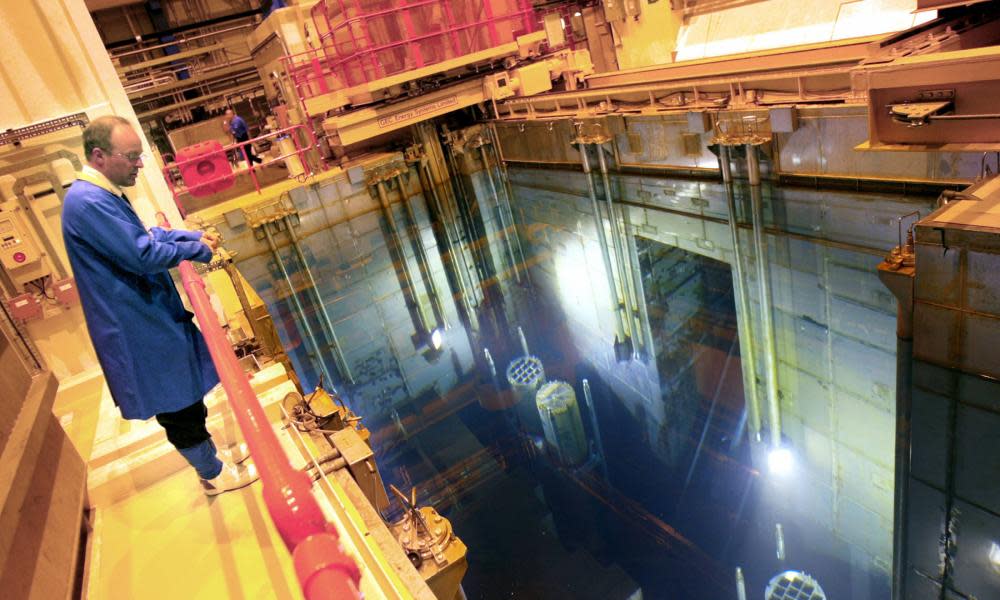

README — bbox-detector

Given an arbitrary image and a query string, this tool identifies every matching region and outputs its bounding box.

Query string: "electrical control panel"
[0,213,42,272]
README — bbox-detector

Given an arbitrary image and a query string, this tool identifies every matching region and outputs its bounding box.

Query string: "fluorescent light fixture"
[767,446,794,476]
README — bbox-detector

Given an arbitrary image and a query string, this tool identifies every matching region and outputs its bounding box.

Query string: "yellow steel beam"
[115,43,226,74]
[323,78,486,147]
[302,31,546,116]
[135,82,264,121]
[585,35,881,89]
[127,62,257,100]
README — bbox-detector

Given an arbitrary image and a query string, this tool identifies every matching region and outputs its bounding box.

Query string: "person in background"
[223,108,263,165]
[263,0,287,16]
[62,115,258,495]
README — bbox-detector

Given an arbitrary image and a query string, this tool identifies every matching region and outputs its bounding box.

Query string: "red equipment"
[175,141,235,197]
[8,293,42,322]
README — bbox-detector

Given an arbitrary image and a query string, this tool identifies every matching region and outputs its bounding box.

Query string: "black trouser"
[155,400,212,450]
[235,132,263,164]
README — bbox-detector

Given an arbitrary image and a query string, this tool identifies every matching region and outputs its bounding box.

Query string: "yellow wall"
[0,0,186,384]
[674,0,935,62]
[611,0,936,70]
[0,0,181,227]
[611,1,683,70]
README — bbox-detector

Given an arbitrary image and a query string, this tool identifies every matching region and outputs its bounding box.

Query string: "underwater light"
[767,446,794,476]
[990,542,1000,574]
[430,327,444,351]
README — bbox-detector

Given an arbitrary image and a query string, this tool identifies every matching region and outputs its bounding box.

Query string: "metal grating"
[0,113,89,147]
[765,571,826,600]
[506,356,544,387]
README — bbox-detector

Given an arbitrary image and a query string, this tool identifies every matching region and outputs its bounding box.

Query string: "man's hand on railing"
[201,231,220,252]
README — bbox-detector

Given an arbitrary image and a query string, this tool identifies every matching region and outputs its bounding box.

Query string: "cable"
[28,277,55,301]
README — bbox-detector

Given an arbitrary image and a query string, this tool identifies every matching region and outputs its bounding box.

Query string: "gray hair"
[83,115,132,160]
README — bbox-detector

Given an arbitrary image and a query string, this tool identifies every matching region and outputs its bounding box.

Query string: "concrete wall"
[903,216,1000,598]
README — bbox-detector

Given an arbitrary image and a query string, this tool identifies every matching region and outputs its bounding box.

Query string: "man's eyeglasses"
[106,150,149,163]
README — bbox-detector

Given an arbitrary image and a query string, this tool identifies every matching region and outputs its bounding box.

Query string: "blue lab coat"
[62,175,219,420]
[228,115,249,139]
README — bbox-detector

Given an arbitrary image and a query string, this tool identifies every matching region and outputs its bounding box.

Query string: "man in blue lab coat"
[62,115,257,495]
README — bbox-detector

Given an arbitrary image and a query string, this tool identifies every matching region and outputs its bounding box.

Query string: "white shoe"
[201,462,259,496]
[220,442,251,464]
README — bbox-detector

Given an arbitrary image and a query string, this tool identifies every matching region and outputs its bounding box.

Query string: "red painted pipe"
[177,259,361,600]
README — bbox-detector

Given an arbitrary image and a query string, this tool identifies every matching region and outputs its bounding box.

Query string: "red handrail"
[175,255,361,599]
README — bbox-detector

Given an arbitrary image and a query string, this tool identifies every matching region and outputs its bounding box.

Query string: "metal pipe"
[395,173,445,330]
[891,336,913,600]
[580,146,627,341]
[445,145,492,295]
[484,348,497,378]
[616,200,641,354]
[582,379,608,480]
[438,152,484,307]
[747,144,781,448]
[374,180,430,336]
[721,146,762,437]
[417,160,474,324]
[375,181,418,302]
[486,126,530,281]
[479,144,522,283]
[517,326,530,356]
[112,23,255,59]
[621,200,654,360]
[282,215,355,385]
[262,223,335,387]
[719,145,733,182]
[597,145,637,347]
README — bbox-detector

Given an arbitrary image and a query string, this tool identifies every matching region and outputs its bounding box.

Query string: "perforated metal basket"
[765,571,826,600]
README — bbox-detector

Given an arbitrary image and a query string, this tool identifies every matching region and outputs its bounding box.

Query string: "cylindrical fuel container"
[535,381,588,467]
[506,355,545,433]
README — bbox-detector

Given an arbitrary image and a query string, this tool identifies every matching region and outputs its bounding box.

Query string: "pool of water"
[237,165,935,599]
